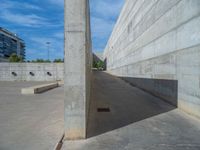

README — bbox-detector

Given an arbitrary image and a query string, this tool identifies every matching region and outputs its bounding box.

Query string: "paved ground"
[63,71,200,150]
[0,81,64,150]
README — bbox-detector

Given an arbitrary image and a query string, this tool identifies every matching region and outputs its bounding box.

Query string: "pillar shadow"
[87,71,177,138]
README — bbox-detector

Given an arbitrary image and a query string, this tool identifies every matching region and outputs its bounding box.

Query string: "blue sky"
[0,0,124,61]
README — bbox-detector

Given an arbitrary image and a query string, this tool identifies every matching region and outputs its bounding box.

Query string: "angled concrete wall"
[0,63,63,81]
[104,0,200,118]
[93,52,103,62]
[64,0,92,140]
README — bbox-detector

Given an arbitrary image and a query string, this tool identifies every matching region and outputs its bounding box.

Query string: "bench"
[21,82,59,94]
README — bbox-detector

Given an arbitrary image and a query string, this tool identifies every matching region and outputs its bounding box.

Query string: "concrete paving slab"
[63,110,200,150]
[0,81,64,150]
[62,71,200,150]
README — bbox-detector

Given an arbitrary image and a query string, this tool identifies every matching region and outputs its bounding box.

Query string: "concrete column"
[64,0,91,140]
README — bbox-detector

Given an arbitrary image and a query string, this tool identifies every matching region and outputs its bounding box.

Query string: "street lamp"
[46,42,51,61]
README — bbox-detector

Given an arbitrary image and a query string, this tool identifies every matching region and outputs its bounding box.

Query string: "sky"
[0,0,124,61]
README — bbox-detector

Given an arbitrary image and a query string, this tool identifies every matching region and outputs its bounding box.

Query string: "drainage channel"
[97,107,110,112]
[54,133,65,150]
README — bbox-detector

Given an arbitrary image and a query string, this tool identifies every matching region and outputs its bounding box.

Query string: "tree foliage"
[93,60,104,69]
[9,53,23,62]
[30,59,51,63]
[53,59,64,63]
[26,59,64,63]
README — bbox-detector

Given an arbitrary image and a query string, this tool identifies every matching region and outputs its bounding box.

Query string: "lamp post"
[46,42,50,61]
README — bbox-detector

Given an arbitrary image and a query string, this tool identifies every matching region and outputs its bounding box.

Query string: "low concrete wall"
[121,77,178,106]
[0,63,64,81]
[104,0,200,118]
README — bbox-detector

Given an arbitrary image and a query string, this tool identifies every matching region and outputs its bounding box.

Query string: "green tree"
[31,59,51,63]
[93,60,104,70]
[9,53,23,62]
[36,59,44,63]
[45,60,51,63]
[53,59,63,63]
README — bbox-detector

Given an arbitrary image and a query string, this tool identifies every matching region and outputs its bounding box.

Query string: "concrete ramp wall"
[104,0,200,118]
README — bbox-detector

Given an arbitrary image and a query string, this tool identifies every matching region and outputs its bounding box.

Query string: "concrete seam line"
[54,133,65,150]
[110,43,200,71]
[111,11,200,66]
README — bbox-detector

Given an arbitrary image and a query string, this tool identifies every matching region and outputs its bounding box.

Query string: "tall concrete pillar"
[64,0,92,140]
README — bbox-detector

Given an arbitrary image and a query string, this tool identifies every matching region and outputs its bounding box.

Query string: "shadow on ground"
[87,71,177,138]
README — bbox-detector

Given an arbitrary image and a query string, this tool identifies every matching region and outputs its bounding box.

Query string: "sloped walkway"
[63,71,200,150]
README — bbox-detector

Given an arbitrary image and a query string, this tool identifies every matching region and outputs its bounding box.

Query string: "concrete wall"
[64,0,92,140]
[0,58,9,62]
[104,0,200,118]
[0,63,63,81]
[93,53,103,66]
[93,52,103,62]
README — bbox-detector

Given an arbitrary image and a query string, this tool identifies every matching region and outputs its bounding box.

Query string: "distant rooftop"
[0,27,24,42]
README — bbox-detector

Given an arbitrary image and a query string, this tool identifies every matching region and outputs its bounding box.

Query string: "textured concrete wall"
[93,52,103,61]
[0,63,63,81]
[0,58,9,62]
[104,0,200,118]
[64,0,92,139]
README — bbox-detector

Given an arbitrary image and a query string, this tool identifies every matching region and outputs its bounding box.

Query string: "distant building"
[0,27,25,62]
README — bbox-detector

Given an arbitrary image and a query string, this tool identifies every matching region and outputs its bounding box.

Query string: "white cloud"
[1,1,42,10]
[30,37,63,56]
[48,0,64,7]
[0,0,64,60]
[54,32,64,39]
[91,17,115,38]
[26,36,64,60]
[31,37,54,46]
[0,10,48,27]
[90,0,124,20]
[22,3,42,10]
[30,37,62,51]
[90,0,124,52]
[0,0,48,27]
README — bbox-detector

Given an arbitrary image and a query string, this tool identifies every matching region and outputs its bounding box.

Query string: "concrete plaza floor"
[0,72,200,150]
[63,71,200,150]
[0,82,64,150]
